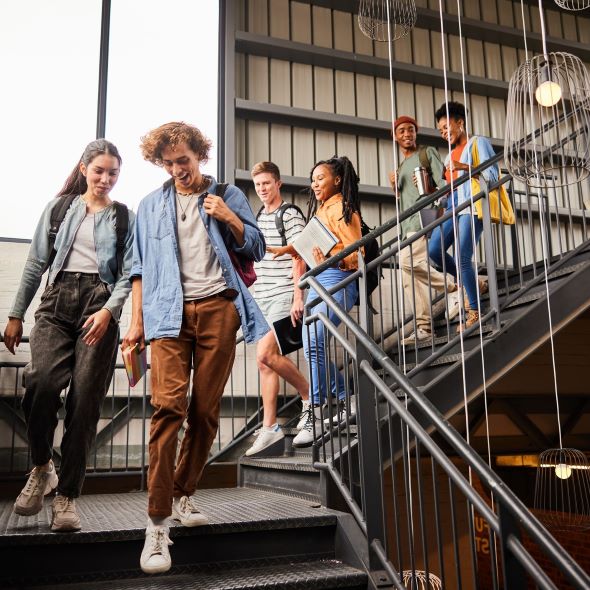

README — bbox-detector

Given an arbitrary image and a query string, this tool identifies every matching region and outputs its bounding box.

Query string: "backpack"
[215,183,257,288]
[256,202,306,246]
[356,219,380,307]
[41,195,129,277]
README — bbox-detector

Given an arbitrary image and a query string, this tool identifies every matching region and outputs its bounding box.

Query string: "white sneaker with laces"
[14,460,58,516]
[245,424,284,456]
[402,327,433,345]
[292,407,318,447]
[296,401,311,430]
[171,496,208,527]
[140,524,173,574]
[323,396,356,427]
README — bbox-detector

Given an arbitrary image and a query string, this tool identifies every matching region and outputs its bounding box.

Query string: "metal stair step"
[33,559,367,590]
[0,488,342,586]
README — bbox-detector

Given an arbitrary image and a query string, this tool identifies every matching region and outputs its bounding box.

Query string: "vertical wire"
[529,0,563,449]
[384,0,416,557]
[437,0,470,450]
[456,0,493,477]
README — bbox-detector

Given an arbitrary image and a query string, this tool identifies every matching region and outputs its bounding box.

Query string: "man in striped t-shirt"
[245,162,311,456]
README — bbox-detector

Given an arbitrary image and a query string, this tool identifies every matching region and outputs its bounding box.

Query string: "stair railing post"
[356,251,390,582]
[479,178,501,330]
[498,503,527,589]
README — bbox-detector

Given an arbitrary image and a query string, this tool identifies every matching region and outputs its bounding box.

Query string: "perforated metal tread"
[30,559,366,590]
[0,487,336,546]
[240,454,317,472]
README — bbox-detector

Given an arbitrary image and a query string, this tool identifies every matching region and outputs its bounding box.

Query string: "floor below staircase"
[0,487,368,590]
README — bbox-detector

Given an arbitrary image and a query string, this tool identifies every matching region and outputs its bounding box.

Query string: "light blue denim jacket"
[9,196,135,321]
[130,178,269,343]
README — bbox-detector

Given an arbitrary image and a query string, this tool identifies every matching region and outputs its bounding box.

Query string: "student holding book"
[268,156,362,440]
[2,139,134,532]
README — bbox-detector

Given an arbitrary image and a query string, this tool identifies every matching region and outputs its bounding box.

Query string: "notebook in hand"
[122,344,148,388]
[291,216,337,268]
[272,315,303,355]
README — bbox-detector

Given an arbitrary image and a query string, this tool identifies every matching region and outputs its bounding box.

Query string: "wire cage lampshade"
[534,448,590,531]
[358,0,417,41]
[402,571,443,589]
[554,0,590,9]
[504,51,590,188]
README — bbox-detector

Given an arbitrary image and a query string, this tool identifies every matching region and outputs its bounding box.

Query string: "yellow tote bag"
[470,139,515,225]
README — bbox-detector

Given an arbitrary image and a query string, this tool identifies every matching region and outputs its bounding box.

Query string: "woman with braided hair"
[268,156,362,445]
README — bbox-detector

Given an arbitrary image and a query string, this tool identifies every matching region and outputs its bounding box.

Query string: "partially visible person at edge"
[246,161,311,456]
[122,122,268,575]
[388,115,457,345]
[268,156,362,441]
[2,139,134,533]
[428,101,492,332]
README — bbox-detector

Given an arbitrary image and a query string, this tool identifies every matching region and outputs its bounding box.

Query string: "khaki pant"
[400,233,453,332]
[147,295,241,518]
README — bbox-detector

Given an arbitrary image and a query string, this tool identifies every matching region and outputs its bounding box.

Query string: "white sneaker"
[245,424,284,456]
[402,327,433,345]
[446,291,461,321]
[323,396,356,427]
[171,496,208,527]
[296,401,311,430]
[292,407,319,447]
[140,525,173,574]
[14,460,58,516]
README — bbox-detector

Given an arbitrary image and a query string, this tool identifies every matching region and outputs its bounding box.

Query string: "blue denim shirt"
[130,178,269,343]
[9,196,135,321]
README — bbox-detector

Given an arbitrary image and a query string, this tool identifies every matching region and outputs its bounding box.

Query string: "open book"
[291,216,338,268]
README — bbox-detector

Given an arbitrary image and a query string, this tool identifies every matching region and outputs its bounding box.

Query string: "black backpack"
[41,195,129,277]
[356,219,380,306]
[256,202,306,246]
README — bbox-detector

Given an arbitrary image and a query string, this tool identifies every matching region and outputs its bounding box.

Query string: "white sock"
[148,515,167,529]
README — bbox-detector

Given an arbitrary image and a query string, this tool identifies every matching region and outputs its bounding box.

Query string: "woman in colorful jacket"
[428,101,496,332]
[2,139,134,532]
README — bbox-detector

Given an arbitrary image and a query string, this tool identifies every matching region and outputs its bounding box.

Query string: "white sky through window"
[0,0,219,239]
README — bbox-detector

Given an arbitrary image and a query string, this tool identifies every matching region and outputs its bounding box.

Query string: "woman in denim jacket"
[2,139,135,532]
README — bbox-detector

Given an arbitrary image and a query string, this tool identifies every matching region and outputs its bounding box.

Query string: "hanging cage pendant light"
[402,571,443,589]
[504,51,590,188]
[358,0,417,41]
[554,0,590,9]
[534,448,590,531]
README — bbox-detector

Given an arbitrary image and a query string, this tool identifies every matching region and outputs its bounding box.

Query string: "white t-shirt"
[62,213,99,273]
[254,203,306,301]
[175,193,227,300]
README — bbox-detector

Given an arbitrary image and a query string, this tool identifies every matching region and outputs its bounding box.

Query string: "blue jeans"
[428,214,483,310]
[303,268,358,405]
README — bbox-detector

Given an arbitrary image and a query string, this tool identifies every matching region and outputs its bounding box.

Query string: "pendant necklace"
[176,193,195,222]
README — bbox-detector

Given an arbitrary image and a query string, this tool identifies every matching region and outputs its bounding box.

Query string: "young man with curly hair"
[123,122,268,574]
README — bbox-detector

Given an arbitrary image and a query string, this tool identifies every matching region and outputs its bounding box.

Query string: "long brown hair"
[57,139,122,198]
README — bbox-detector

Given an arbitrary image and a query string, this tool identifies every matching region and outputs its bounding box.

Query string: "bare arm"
[122,278,145,350]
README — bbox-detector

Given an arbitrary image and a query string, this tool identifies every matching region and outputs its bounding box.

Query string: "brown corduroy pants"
[147,295,241,518]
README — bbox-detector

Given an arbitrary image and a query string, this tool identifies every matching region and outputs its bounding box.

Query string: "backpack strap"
[418,145,432,174]
[112,201,129,278]
[274,202,305,246]
[42,194,76,275]
[215,183,229,199]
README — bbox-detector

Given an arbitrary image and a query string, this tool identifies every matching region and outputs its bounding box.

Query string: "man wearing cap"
[389,115,456,344]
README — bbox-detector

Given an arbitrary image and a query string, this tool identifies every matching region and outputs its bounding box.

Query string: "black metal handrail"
[305,272,590,589]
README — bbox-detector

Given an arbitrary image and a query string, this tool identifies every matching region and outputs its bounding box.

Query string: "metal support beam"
[493,400,553,449]
[219,0,236,183]
[96,0,111,139]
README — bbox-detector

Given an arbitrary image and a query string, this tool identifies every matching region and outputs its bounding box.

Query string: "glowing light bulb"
[535,80,562,107]
[555,463,572,479]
